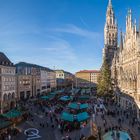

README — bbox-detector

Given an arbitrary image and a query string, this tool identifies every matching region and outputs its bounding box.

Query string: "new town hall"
[103,0,140,120]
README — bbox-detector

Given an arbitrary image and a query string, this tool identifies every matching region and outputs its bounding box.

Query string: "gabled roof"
[0,52,13,66]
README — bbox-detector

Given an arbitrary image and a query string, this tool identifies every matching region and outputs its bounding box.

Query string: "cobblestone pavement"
[95,103,140,140]
[14,101,92,140]
[54,120,91,140]
[14,102,56,140]
[11,98,140,140]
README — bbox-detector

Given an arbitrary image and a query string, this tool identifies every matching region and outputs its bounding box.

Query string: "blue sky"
[0,0,140,73]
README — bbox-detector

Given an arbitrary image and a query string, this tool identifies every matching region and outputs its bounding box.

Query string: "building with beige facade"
[55,70,74,89]
[16,62,57,99]
[102,0,140,120]
[47,69,56,91]
[75,70,100,88]
[111,8,140,120]
[0,52,16,114]
[16,62,42,99]
[40,69,48,94]
[17,75,32,100]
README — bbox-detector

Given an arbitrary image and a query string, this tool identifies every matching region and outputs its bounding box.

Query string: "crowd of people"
[19,89,93,140]
[93,99,139,140]
[2,88,139,140]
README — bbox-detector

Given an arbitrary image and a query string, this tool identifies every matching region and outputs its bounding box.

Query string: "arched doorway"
[8,93,12,100]
[10,92,16,109]
[3,94,8,101]
[20,91,25,100]
[3,94,9,112]
[10,101,15,109]
[26,91,31,99]
[12,92,15,99]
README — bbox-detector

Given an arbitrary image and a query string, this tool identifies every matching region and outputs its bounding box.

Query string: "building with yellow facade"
[75,70,100,88]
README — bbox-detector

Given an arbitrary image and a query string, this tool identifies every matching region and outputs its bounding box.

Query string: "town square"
[0,0,140,140]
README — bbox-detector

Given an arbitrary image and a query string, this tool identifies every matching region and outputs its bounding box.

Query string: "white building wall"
[0,65,16,113]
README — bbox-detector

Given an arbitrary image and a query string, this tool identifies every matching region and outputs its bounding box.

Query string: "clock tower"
[103,0,118,67]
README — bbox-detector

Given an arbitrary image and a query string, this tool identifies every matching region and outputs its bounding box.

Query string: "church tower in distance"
[103,0,118,67]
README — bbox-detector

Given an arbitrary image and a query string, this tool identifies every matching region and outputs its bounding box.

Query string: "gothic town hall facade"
[103,0,140,120]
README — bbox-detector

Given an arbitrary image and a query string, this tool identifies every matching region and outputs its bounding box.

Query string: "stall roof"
[59,96,72,101]
[2,109,22,119]
[41,96,49,100]
[68,103,88,110]
[0,119,12,130]
[77,112,89,122]
[50,89,65,95]
[68,103,79,109]
[50,92,57,95]
[80,103,88,109]
[41,95,54,100]
[79,96,90,100]
[61,112,74,122]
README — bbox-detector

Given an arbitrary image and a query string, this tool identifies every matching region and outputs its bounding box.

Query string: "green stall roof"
[58,89,65,93]
[50,89,64,95]
[68,103,79,109]
[0,119,12,130]
[50,92,57,95]
[68,103,89,110]
[41,95,55,100]
[80,103,89,109]
[41,96,50,100]
[79,96,90,100]
[59,96,72,101]
[77,112,89,122]
[2,109,22,119]
[61,112,74,122]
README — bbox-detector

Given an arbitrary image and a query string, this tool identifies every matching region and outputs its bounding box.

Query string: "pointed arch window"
[110,19,112,24]
[138,62,140,74]
[112,33,114,38]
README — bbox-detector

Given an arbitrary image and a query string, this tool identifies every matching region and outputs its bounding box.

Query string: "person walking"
[103,119,106,127]
[8,134,11,140]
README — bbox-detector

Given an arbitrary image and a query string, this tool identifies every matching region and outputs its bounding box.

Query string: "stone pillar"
[0,100,3,114]
[130,80,132,90]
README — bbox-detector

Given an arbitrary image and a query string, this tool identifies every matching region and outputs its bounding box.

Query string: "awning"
[61,112,74,122]
[2,109,22,119]
[77,112,89,122]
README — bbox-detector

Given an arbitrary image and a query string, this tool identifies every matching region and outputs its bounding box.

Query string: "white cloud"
[49,24,101,40]
[42,37,77,61]
[0,23,103,73]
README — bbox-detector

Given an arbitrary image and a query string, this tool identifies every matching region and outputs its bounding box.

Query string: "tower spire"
[106,0,114,25]
[103,0,118,68]
[108,0,112,7]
